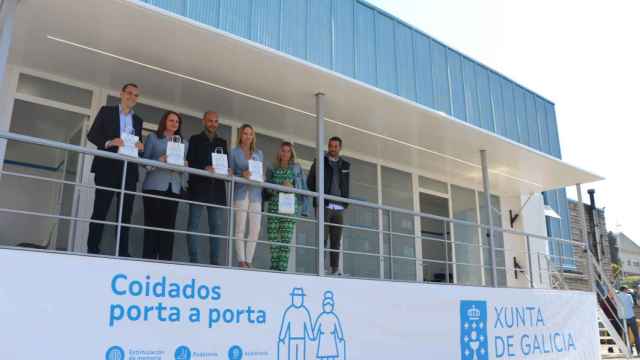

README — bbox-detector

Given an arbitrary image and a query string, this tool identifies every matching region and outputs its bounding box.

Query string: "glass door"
[419,192,452,283]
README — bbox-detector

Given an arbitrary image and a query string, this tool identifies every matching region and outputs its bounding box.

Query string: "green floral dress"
[267,166,298,271]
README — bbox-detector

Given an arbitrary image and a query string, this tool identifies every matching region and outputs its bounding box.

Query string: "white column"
[480,150,498,287]
[315,93,325,275]
[0,0,18,170]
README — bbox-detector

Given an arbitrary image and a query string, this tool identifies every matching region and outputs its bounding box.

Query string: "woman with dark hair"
[141,110,185,260]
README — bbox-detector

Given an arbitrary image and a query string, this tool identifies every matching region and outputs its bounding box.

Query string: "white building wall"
[2,66,555,289]
[618,233,640,276]
[502,193,550,289]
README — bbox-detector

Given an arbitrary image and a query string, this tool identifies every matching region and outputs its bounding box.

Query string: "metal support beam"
[0,0,17,88]
[316,93,325,276]
[588,189,603,263]
[576,184,596,292]
[480,150,498,287]
[0,0,18,172]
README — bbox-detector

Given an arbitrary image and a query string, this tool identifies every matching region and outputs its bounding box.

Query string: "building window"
[451,185,482,286]
[381,166,415,281]
[543,190,576,269]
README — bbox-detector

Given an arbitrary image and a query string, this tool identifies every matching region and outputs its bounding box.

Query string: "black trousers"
[142,187,180,261]
[87,175,136,256]
[324,208,344,269]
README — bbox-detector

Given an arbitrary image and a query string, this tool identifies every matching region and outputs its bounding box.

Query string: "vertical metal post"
[0,0,17,89]
[377,164,384,279]
[378,208,384,279]
[525,235,534,288]
[0,0,18,172]
[480,150,498,287]
[115,160,128,257]
[444,220,450,283]
[227,177,236,267]
[576,184,596,292]
[537,252,543,286]
[315,93,326,276]
[389,212,395,278]
[589,189,603,263]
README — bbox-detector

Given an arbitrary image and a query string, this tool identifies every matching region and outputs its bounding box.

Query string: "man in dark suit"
[86,83,144,256]
[307,136,351,275]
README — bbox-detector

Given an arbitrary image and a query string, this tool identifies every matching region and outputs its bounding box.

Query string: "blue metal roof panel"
[476,64,494,132]
[185,0,219,28]
[394,22,417,101]
[332,0,356,77]
[374,11,397,94]
[250,0,281,49]
[513,85,529,147]
[219,0,251,39]
[354,2,376,86]
[524,90,541,150]
[462,57,479,127]
[430,40,451,114]
[412,33,434,109]
[536,96,551,154]
[307,0,332,69]
[447,48,466,123]
[281,0,307,59]
[489,71,506,137]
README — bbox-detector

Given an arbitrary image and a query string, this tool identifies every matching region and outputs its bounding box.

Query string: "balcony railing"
[0,130,593,289]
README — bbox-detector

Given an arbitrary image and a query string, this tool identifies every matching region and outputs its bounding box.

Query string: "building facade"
[0,0,602,288]
[139,0,574,264]
[563,199,614,291]
[616,232,640,277]
[0,0,612,358]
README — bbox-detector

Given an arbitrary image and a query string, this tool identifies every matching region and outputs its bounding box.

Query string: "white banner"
[0,249,600,359]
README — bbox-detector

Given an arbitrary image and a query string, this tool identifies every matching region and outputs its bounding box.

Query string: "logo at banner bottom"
[105,345,125,360]
[460,300,488,360]
[175,345,192,360]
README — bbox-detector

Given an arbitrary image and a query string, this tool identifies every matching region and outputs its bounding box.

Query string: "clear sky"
[368,0,640,242]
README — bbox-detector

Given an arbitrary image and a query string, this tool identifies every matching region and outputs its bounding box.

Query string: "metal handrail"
[0,130,586,247]
[0,130,589,288]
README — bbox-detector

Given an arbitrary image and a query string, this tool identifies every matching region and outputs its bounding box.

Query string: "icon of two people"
[277,288,346,360]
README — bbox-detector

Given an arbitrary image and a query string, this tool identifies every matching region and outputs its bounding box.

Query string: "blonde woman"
[265,142,310,271]
[229,124,263,268]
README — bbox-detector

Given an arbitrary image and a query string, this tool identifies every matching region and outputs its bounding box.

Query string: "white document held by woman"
[248,160,263,182]
[278,193,296,215]
[166,141,185,166]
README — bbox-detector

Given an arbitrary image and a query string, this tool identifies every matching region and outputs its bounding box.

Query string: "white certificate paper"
[117,133,139,158]
[278,193,296,215]
[248,160,263,182]
[211,153,228,175]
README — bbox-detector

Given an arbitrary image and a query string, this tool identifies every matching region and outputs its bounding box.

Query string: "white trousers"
[234,194,262,263]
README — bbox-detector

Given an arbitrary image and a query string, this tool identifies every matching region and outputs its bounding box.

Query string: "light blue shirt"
[119,104,134,135]
[617,291,635,319]
[229,146,263,202]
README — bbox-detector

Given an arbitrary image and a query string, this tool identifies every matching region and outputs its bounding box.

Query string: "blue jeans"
[187,204,226,265]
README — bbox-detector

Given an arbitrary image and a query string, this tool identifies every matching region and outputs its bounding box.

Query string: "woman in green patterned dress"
[265,142,310,271]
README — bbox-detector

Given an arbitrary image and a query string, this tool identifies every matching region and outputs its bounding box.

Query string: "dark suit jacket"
[186,131,228,205]
[87,105,143,186]
[307,156,351,209]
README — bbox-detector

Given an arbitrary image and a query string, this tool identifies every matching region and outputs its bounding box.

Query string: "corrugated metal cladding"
[142,0,572,247]
[143,0,561,151]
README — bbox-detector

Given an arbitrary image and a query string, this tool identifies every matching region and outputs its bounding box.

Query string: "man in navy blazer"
[86,83,144,256]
